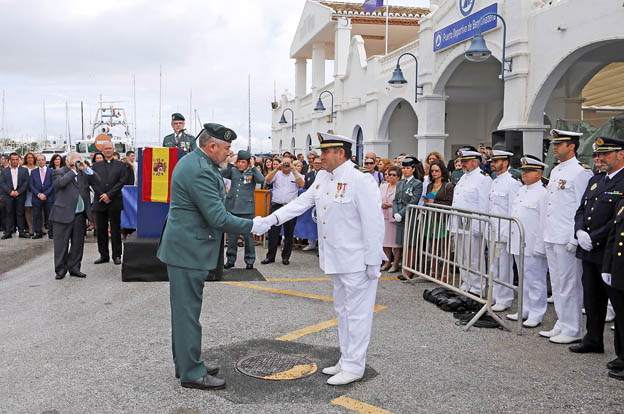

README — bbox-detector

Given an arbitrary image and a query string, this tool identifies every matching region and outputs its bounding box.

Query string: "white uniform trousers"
[515,254,548,322]
[545,242,583,337]
[330,271,379,377]
[492,242,514,307]
[456,233,486,295]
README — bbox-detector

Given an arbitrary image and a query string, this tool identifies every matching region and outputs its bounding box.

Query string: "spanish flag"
[142,147,179,203]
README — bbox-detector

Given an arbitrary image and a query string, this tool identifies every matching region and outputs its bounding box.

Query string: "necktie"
[604,175,611,185]
[75,175,85,213]
[40,168,45,183]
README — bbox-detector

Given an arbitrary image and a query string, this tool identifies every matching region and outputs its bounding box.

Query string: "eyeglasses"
[387,173,398,177]
[364,162,374,165]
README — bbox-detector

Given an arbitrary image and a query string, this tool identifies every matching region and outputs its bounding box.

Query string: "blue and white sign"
[458,0,476,17]
[434,3,498,52]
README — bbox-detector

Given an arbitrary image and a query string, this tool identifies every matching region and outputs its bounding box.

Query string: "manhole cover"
[235,353,317,381]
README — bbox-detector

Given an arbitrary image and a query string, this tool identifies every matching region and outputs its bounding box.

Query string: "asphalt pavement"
[1,236,623,413]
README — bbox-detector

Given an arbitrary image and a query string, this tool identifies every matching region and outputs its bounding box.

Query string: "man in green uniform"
[157,123,263,390]
[162,113,197,153]
[221,150,264,269]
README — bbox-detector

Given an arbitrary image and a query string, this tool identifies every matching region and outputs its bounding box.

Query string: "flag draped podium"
[142,147,179,203]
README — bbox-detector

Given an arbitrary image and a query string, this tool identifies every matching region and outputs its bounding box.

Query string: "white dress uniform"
[271,158,384,377]
[543,154,593,338]
[451,161,492,295]
[488,167,522,308]
[509,180,549,323]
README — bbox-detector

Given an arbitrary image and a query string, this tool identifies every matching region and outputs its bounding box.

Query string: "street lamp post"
[278,108,295,132]
[464,12,512,81]
[387,52,423,102]
[313,90,335,123]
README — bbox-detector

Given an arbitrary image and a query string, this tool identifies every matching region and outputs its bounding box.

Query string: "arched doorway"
[352,125,363,164]
[378,98,419,159]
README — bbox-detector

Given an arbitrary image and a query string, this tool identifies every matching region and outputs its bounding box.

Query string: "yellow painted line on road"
[263,363,317,380]
[275,305,388,342]
[265,277,399,282]
[331,396,392,414]
[220,281,334,301]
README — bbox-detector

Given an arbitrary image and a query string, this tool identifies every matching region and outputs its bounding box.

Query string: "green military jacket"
[392,177,424,220]
[220,164,265,215]
[162,131,197,153]
[157,148,252,271]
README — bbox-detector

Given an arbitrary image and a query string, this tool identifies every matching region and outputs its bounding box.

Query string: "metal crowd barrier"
[402,204,526,334]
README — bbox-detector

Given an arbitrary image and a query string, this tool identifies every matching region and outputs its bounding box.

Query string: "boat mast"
[1,89,5,139]
[66,102,71,149]
[158,65,162,143]
[81,101,84,140]
[248,73,251,152]
[189,88,193,135]
[133,74,137,148]
[43,100,47,143]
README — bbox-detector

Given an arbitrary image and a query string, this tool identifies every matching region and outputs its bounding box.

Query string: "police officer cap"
[592,136,624,153]
[457,146,481,161]
[202,123,237,142]
[171,113,185,121]
[316,132,355,149]
[520,154,548,170]
[550,129,582,142]
[490,149,514,160]
[237,150,251,161]
[401,156,420,167]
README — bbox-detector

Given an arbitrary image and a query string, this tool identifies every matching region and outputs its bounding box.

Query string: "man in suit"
[570,136,624,354]
[30,154,55,239]
[304,155,322,190]
[1,153,30,239]
[221,150,265,269]
[92,141,127,265]
[50,153,100,279]
[162,113,196,153]
[157,123,264,390]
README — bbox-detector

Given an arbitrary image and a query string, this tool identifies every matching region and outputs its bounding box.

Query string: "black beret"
[203,123,237,142]
[171,113,185,121]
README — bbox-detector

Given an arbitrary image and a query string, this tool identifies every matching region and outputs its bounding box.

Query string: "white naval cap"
[520,154,548,170]
[316,132,356,149]
[490,149,514,160]
[550,129,583,142]
[457,146,481,160]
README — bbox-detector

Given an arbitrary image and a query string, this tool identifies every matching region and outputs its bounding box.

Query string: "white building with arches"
[271,0,624,163]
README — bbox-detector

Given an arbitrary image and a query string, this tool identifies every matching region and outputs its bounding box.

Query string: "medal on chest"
[558,179,567,190]
[336,183,347,198]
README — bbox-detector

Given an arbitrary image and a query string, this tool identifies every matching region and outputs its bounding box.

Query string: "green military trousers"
[167,264,211,382]
[226,213,255,266]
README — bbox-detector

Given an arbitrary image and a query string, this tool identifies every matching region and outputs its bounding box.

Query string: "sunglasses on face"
[431,168,441,173]
[364,162,374,165]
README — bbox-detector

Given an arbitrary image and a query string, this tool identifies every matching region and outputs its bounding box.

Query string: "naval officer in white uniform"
[540,129,593,344]
[451,147,492,295]
[253,132,384,386]
[507,155,550,327]
[488,149,522,312]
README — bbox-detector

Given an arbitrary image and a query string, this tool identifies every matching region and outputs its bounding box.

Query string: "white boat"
[74,104,134,162]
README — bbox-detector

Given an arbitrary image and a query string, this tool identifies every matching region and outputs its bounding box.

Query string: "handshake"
[251,215,278,235]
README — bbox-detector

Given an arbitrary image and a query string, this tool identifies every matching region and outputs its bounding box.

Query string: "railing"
[378,39,419,76]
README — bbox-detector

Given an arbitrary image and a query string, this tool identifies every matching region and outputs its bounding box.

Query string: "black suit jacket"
[603,198,624,291]
[304,170,318,190]
[575,169,624,264]
[50,167,100,224]
[30,167,55,203]
[0,166,29,197]
[91,159,126,211]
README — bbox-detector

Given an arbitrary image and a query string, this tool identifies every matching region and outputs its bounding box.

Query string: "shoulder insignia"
[579,162,591,169]
[356,166,367,173]
[590,183,597,191]
[480,170,488,176]
[512,175,522,182]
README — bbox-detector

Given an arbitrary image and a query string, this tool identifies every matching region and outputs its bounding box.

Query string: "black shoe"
[282,259,289,265]
[94,257,110,264]
[113,257,122,265]
[55,271,66,280]
[176,365,219,379]
[1,233,12,240]
[223,263,235,269]
[261,259,275,265]
[246,264,253,270]
[181,374,226,390]
[607,358,624,371]
[569,343,604,354]
[608,369,624,381]
[48,234,54,239]
[70,271,87,278]
[32,233,43,239]
[19,233,30,239]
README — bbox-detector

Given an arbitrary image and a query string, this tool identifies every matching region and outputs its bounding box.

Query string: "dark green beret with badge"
[172,112,185,121]
[203,123,237,142]
[237,150,251,161]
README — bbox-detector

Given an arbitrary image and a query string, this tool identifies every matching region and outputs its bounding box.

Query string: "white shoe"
[612,325,615,331]
[327,370,362,386]
[302,245,316,251]
[549,334,582,344]
[321,363,341,376]
[539,327,561,338]
[492,303,509,312]
[523,319,541,328]
[506,312,528,321]
[606,308,616,323]
[547,296,554,304]
[582,307,586,315]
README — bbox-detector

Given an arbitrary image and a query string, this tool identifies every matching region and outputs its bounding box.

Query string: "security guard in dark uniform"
[571,136,624,355]
[221,150,264,269]
[157,123,263,390]
[162,113,197,153]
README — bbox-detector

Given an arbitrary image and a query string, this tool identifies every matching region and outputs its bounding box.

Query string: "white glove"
[576,230,593,252]
[602,273,612,286]
[565,242,577,253]
[393,213,402,223]
[365,264,381,280]
[265,214,279,227]
[251,216,271,235]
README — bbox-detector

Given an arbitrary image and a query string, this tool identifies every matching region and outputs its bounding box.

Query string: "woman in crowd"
[420,152,445,204]
[293,160,303,174]
[49,154,63,169]
[377,158,393,178]
[380,166,402,273]
[393,156,424,280]
[364,156,384,185]
[91,152,104,165]
[450,157,464,185]
[262,158,276,190]
[23,152,37,236]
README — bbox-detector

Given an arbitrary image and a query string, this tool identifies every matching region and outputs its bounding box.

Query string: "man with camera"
[261,155,304,265]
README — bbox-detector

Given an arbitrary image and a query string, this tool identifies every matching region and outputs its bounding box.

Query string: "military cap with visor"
[237,150,251,161]
[401,156,420,167]
[592,136,624,153]
[316,132,355,150]
[457,146,481,161]
[519,154,548,170]
[490,149,514,160]
[550,129,582,142]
